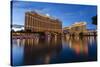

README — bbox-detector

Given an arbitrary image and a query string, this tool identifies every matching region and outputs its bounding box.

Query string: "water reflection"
[63,36,88,55]
[23,36,62,65]
[12,36,97,66]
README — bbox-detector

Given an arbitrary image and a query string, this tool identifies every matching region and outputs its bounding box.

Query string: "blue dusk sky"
[12,1,97,29]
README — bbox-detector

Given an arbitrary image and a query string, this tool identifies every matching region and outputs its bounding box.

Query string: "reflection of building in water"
[64,37,88,55]
[23,37,62,65]
[24,38,39,46]
[87,36,97,46]
[13,39,25,47]
[25,11,62,34]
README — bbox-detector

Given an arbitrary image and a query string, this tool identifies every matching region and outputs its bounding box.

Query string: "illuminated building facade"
[71,22,87,35]
[24,11,62,34]
[63,22,87,36]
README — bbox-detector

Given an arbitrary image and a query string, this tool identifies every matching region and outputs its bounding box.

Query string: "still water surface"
[11,36,97,66]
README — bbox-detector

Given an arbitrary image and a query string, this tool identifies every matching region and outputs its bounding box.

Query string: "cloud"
[34,8,50,13]
[46,13,50,17]
[34,8,51,16]
[12,27,24,31]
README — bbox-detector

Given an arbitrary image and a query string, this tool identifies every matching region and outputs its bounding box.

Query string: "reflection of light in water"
[64,36,88,55]
[84,45,88,54]
[88,37,90,41]
[54,35,57,45]
[89,36,95,45]
[74,45,80,54]
[66,35,70,40]
[17,39,20,46]
[13,39,17,45]
[34,37,39,45]
[89,37,93,45]
[22,37,40,46]
[47,36,51,43]
[73,43,88,55]
[62,37,68,48]
[61,37,66,49]
[20,39,25,46]
[21,39,25,45]
[54,38,57,44]
[75,36,79,40]
[31,39,33,45]
[44,55,50,64]
[15,39,25,47]
[69,39,72,48]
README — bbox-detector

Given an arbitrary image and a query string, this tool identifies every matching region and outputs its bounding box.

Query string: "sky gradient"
[12,1,97,29]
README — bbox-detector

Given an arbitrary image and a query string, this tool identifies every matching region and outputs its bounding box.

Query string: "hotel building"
[63,22,87,36]
[24,11,62,34]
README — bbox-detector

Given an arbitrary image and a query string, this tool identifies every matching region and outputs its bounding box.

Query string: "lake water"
[11,36,97,66]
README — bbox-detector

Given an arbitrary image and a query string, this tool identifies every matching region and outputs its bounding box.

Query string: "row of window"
[25,15,62,29]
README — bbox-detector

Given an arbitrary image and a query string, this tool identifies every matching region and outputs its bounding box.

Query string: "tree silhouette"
[92,15,97,25]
